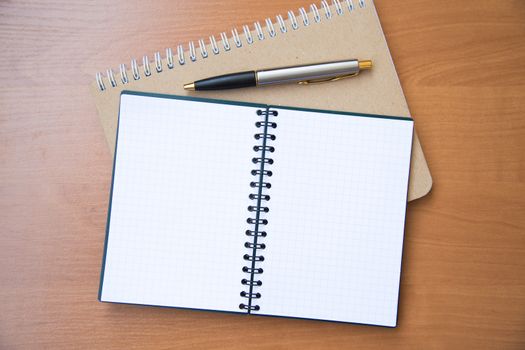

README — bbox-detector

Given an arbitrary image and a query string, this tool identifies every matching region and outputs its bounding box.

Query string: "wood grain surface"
[1,0,524,349]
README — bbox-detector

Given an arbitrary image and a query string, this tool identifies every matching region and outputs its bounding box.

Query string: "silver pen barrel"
[256,59,371,86]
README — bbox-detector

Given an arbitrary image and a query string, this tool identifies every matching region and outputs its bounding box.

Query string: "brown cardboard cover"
[90,1,432,201]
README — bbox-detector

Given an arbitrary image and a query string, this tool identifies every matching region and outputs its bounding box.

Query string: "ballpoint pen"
[183,59,372,91]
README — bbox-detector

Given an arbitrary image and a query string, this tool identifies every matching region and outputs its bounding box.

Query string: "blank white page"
[257,108,413,327]
[100,93,257,313]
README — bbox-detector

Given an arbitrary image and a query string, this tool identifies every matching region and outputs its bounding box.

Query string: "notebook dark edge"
[117,90,413,121]
[97,89,414,328]
[393,125,414,328]
[97,96,121,302]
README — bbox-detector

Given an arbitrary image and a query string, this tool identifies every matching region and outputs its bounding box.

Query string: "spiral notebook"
[90,0,432,201]
[99,91,413,327]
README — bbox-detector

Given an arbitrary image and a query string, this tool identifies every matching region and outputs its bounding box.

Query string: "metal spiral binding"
[239,107,278,313]
[94,0,366,91]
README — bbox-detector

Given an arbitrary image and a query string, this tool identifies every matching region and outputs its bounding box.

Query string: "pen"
[183,59,372,91]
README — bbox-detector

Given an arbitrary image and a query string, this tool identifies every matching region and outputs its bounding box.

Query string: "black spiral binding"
[239,107,278,313]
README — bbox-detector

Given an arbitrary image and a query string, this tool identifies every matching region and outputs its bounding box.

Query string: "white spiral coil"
[253,21,265,41]
[188,41,197,62]
[95,0,366,91]
[220,32,231,51]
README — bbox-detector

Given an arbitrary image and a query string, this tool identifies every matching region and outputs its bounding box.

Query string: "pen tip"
[183,83,195,91]
[358,60,373,70]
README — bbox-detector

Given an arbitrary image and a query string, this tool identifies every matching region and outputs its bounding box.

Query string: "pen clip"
[297,72,359,85]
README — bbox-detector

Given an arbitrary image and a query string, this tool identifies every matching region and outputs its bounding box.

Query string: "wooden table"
[1,0,524,348]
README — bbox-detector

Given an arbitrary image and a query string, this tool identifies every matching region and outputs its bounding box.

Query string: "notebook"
[99,91,413,327]
[89,0,432,202]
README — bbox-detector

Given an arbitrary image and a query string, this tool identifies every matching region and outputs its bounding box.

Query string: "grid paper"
[257,108,413,327]
[100,94,256,313]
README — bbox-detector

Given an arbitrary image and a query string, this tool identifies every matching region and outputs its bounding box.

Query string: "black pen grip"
[194,71,256,90]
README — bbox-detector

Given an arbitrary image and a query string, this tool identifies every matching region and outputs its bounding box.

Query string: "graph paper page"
[257,108,413,327]
[100,93,256,313]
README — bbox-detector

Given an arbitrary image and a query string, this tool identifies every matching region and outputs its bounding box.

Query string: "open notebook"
[99,91,413,327]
